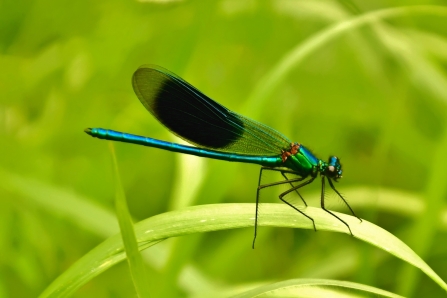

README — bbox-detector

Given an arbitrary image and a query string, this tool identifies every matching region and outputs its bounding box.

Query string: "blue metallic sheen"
[299,145,319,167]
[86,128,283,168]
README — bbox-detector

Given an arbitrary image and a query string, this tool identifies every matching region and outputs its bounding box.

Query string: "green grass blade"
[299,186,447,231]
[244,5,447,116]
[40,204,447,297]
[230,278,405,298]
[109,143,151,298]
[0,169,222,296]
[396,126,447,295]
[0,169,118,237]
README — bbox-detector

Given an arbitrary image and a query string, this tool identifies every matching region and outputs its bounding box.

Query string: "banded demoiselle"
[85,65,362,247]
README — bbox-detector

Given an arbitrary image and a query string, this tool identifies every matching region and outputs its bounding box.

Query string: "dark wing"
[132,65,291,156]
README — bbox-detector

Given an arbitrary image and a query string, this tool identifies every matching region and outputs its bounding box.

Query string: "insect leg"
[278,176,317,231]
[281,172,307,206]
[327,178,362,223]
[320,176,354,236]
[253,167,304,249]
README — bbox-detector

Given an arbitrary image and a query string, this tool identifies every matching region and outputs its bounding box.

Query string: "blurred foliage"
[1,0,447,297]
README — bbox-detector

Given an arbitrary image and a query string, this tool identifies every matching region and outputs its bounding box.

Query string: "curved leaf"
[40,203,447,297]
[245,5,447,116]
[231,278,405,298]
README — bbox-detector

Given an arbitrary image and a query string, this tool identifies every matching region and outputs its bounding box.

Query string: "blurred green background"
[2,0,447,297]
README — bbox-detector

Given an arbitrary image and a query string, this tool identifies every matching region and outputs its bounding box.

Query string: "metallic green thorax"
[278,144,343,180]
[282,145,319,177]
